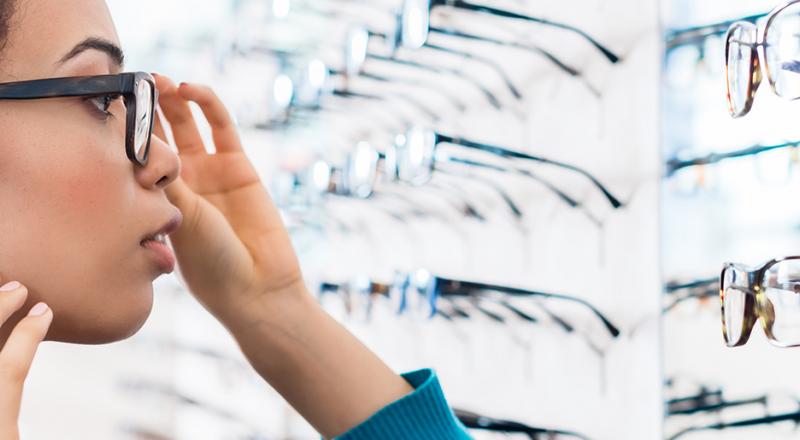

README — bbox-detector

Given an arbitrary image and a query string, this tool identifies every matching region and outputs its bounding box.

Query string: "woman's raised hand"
[150,76,414,439]
[151,74,304,325]
[0,280,52,440]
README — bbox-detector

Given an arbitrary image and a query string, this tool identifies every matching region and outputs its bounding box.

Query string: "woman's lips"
[141,239,176,274]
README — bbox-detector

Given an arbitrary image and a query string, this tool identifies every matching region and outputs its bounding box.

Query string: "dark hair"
[0,0,15,55]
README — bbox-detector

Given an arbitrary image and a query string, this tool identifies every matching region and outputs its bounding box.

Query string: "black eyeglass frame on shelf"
[0,72,157,166]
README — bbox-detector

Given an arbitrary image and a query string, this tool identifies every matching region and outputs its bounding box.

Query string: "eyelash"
[84,93,122,119]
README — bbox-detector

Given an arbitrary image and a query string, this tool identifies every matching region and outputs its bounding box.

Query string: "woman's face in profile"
[0,0,181,344]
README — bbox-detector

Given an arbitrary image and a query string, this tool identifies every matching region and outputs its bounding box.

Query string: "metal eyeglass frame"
[724,0,800,118]
[0,72,157,166]
[720,256,800,348]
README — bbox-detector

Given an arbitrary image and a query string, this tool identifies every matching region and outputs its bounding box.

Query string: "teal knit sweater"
[335,369,473,440]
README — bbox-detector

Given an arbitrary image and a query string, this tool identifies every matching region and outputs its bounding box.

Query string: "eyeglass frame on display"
[724,1,800,118]
[396,127,623,209]
[403,0,620,64]
[720,256,800,348]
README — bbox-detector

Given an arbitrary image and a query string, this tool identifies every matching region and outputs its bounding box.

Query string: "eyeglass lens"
[762,259,800,345]
[765,3,800,98]
[726,22,757,116]
[721,266,748,347]
[134,79,154,163]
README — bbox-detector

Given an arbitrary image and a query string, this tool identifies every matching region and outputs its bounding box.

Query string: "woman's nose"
[135,136,180,190]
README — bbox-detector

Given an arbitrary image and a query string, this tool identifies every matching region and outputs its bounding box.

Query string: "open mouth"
[140,232,168,247]
[139,213,182,274]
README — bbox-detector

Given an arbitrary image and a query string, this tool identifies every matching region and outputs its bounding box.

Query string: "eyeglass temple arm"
[667,388,722,407]
[355,69,468,112]
[0,75,127,99]
[454,408,592,440]
[422,42,523,99]
[666,12,768,50]
[669,410,800,440]
[445,156,580,208]
[332,88,382,101]
[434,165,525,218]
[367,54,503,109]
[446,0,620,63]
[436,278,620,337]
[671,395,768,416]
[429,26,580,77]
[437,133,624,209]
[333,69,441,121]
[666,142,799,175]
[664,277,719,292]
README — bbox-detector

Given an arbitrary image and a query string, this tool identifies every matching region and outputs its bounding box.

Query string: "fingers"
[152,73,206,155]
[164,176,199,221]
[153,105,170,143]
[0,301,52,385]
[0,282,27,327]
[0,281,52,426]
[177,82,243,154]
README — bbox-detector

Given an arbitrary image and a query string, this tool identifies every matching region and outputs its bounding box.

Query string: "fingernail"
[28,302,49,317]
[0,281,20,292]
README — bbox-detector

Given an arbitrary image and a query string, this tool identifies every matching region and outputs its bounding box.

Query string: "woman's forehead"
[2,0,120,79]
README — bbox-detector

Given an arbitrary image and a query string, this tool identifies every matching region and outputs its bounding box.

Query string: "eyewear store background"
[16,0,800,439]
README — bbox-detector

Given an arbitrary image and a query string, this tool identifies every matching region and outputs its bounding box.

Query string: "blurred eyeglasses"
[667,13,768,51]
[725,1,800,117]
[720,256,800,347]
[427,26,598,96]
[454,408,593,440]
[400,269,620,338]
[667,389,800,439]
[396,126,623,208]
[401,0,620,64]
[342,25,505,110]
[663,277,719,314]
[376,16,523,101]
[665,140,800,195]
[278,156,490,226]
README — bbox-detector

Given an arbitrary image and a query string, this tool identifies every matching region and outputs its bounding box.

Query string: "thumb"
[164,176,198,221]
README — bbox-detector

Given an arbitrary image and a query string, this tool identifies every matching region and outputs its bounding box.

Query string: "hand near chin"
[151,74,306,324]
[0,281,52,440]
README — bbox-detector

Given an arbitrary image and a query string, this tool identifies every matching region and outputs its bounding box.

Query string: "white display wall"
[19,1,665,439]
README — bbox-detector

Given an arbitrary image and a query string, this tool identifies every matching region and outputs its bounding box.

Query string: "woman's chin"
[45,288,155,345]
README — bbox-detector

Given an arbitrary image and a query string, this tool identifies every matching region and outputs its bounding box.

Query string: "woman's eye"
[85,94,122,118]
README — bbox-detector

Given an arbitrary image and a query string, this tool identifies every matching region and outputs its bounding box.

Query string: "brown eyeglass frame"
[0,72,157,166]
[720,256,800,347]
[724,0,800,118]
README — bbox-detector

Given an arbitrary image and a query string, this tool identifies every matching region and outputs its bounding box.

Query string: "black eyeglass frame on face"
[0,72,157,167]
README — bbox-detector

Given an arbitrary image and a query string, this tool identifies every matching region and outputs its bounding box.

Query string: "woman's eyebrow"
[56,37,125,69]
